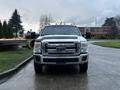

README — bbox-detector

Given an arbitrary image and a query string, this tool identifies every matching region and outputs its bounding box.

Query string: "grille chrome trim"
[42,41,80,56]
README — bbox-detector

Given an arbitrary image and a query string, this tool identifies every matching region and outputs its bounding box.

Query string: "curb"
[0,55,33,82]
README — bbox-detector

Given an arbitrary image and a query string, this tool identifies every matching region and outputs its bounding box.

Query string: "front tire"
[34,61,43,74]
[79,62,88,73]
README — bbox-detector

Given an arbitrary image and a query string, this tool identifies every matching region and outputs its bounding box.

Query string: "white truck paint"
[33,25,89,73]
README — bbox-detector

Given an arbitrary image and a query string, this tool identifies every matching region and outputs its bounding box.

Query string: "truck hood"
[36,35,86,42]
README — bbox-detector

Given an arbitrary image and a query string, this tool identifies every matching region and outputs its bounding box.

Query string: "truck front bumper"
[33,53,88,65]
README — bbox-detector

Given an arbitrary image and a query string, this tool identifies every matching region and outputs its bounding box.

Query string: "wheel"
[34,61,43,74]
[79,62,88,73]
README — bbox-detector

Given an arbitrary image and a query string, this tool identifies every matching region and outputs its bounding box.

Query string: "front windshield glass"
[41,25,81,36]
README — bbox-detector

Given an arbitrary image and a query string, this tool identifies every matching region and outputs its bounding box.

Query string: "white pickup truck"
[33,25,88,73]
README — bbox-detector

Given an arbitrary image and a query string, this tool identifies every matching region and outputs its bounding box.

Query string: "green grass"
[94,40,120,48]
[0,48,32,73]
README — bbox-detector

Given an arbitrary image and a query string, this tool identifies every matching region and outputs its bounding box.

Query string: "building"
[78,26,111,39]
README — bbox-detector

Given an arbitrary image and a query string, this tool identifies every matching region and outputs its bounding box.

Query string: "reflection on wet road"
[0,43,120,90]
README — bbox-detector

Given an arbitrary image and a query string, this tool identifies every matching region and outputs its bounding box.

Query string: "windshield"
[41,25,81,36]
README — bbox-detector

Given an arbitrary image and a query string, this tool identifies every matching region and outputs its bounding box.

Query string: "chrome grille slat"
[47,44,75,48]
[47,49,76,54]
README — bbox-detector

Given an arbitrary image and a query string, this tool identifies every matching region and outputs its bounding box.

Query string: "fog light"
[82,56,87,61]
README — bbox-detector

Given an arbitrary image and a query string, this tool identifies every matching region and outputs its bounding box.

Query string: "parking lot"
[0,43,120,90]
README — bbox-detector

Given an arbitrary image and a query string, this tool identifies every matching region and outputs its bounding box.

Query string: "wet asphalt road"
[0,43,120,90]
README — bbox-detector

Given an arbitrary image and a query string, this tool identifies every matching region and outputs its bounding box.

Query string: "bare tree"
[39,14,53,31]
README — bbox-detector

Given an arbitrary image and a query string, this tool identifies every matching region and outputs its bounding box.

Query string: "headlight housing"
[80,41,88,53]
[33,42,41,54]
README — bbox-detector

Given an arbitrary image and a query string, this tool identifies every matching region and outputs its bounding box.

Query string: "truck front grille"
[42,42,80,56]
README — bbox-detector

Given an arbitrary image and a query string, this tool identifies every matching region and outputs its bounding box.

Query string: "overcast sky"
[0,0,120,32]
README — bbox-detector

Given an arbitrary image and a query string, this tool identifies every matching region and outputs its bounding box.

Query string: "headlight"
[80,42,88,53]
[33,42,41,54]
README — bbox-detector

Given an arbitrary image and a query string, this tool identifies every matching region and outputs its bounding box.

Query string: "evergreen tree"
[7,23,14,38]
[102,17,116,26]
[8,9,23,37]
[102,17,118,38]
[0,21,2,38]
[2,21,9,38]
